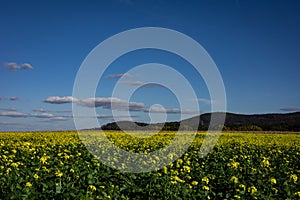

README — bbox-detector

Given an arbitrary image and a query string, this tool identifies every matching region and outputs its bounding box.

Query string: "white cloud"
[21,63,33,69]
[9,97,19,101]
[106,73,132,78]
[5,63,20,71]
[31,113,54,118]
[43,96,77,104]
[121,81,163,88]
[4,62,33,71]
[0,108,17,111]
[121,81,144,86]
[195,98,216,105]
[32,108,48,112]
[0,111,57,119]
[43,96,198,114]
[0,111,27,117]
[77,97,145,111]
[144,106,197,114]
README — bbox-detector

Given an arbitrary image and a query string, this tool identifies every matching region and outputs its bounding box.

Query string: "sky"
[0,0,300,131]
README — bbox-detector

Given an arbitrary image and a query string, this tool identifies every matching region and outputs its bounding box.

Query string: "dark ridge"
[98,112,300,132]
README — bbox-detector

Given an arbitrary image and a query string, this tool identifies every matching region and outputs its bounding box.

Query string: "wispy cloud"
[21,63,33,69]
[32,108,48,113]
[0,111,28,117]
[43,96,77,104]
[144,106,198,114]
[33,108,72,113]
[4,62,33,71]
[106,73,132,78]
[121,81,144,86]
[0,122,20,126]
[31,113,54,118]
[194,98,216,105]
[0,111,54,119]
[77,97,145,111]
[5,63,20,71]
[0,107,17,111]
[280,107,300,112]
[121,81,163,88]
[9,97,19,101]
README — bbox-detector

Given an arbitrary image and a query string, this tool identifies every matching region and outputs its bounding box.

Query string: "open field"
[1,131,300,199]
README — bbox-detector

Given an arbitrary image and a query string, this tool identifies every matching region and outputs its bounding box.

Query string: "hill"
[100,112,300,131]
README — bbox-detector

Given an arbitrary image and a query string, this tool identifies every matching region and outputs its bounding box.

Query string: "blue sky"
[0,0,300,131]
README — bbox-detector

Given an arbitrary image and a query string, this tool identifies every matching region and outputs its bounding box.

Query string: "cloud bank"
[43,96,198,114]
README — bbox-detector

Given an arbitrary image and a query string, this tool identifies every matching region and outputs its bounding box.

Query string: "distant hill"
[99,112,300,132]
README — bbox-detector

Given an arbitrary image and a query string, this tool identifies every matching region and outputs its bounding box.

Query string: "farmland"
[1,131,300,199]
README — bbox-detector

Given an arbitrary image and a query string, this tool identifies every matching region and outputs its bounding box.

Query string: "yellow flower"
[295,191,300,197]
[40,156,49,164]
[228,161,239,169]
[173,176,185,183]
[26,182,32,187]
[12,149,17,154]
[262,157,270,167]
[55,170,63,177]
[89,185,96,191]
[290,174,298,182]
[230,176,238,183]
[100,186,105,189]
[270,178,276,185]
[272,188,278,194]
[191,181,198,186]
[239,184,246,191]
[11,162,19,168]
[70,168,75,173]
[163,166,168,174]
[33,174,39,180]
[202,177,209,184]
[183,166,191,173]
[202,185,209,191]
[248,186,257,194]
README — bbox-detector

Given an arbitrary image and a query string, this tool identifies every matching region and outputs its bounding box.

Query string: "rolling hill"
[100,112,300,131]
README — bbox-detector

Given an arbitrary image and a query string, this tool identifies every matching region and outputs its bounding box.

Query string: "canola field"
[0,131,300,199]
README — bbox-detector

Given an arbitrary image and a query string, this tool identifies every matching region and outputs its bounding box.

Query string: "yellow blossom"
[290,174,298,182]
[33,174,39,180]
[191,181,198,185]
[248,186,257,194]
[262,157,270,167]
[26,182,32,187]
[89,185,96,191]
[202,185,209,191]
[202,177,209,184]
[272,188,278,194]
[183,166,191,173]
[56,170,63,177]
[270,178,276,185]
[239,184,246,191]
[230,176,238,183]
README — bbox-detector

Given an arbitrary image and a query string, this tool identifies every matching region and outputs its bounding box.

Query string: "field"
[1,131,300,199]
